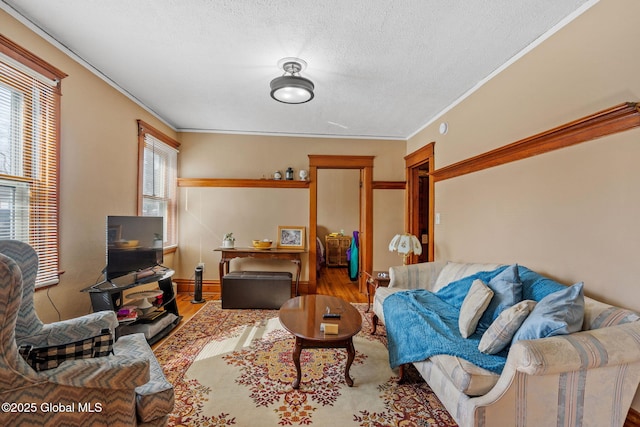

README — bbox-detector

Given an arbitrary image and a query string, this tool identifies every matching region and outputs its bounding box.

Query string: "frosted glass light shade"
[270,75,314,104]
[388,233,423,256]
[270,58,315,104]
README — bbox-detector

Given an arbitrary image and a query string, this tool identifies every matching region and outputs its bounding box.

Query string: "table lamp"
[388,233,422,265]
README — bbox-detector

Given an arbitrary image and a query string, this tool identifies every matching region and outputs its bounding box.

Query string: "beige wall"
[7,0,639,413]
[317,169,360,244]
[1,10,178,321]
[1,9,405,322]
[175,133,405,281]
[407,0,640,409]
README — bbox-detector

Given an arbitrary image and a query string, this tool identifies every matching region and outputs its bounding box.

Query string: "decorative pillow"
[479,300,536,354]
[477,264,523,332]
[458,279,494,338]
[512,282,585,343]
[19,328,114,371]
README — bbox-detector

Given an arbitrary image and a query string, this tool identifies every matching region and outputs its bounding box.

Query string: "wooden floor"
[152,267,367,349]
[316,266,368,304]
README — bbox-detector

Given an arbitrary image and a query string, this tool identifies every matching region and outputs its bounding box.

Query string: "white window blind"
[138,120,179,247]
[0,45,64,288]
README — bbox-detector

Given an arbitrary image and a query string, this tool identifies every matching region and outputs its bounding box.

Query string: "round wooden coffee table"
[279,294,362,389]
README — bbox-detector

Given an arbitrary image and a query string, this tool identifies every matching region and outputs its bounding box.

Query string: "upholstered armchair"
[0,240,174,426]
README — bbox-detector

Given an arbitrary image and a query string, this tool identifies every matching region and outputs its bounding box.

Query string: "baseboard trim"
[174,278,219,297]
[626,407,640,427]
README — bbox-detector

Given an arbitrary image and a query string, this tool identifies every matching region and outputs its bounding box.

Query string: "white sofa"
[372,261,640,427]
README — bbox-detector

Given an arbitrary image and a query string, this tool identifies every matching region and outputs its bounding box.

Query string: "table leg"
[398,363,407,384]
[292,258,301,296]
[371,313,379,335]
[218,258,226,283]
[345,338,355,387]
[292,337,303,389]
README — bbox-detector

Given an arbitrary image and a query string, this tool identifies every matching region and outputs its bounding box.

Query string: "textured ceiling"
[1,0,594,139]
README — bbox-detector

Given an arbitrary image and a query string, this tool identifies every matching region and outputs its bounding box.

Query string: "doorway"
[417,169,430,262]
[405,143,435,263]
[308,155,374,295]
[317,168,359,286]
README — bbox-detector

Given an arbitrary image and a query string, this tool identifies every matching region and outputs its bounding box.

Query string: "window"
[137,120,179,248]
[0,35,66,288]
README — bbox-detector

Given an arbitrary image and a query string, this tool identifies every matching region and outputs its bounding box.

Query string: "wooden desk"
[215,247,305,296]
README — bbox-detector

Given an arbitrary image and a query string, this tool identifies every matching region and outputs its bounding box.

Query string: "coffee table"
[279,295,362,389]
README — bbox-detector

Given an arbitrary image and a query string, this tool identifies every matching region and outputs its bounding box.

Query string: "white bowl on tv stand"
[127,289,163,311]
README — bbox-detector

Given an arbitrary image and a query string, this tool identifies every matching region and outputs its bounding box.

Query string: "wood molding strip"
[137,119,180,149]
[308,154,375,168]
[373,181,406,190]
[626,407,640,427]
[177,177,310,188]
[431,102,640,182]
[0,34,68,83]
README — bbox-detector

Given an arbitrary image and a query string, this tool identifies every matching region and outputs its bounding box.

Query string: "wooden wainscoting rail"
[431,102,640,182]
[177,178,310,188]
[372,181,406,190]
[625,407,640,427]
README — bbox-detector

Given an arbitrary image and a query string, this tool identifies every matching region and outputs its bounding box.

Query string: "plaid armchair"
[0,240,174,426]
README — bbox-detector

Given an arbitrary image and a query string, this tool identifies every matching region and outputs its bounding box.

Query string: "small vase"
[222,239,234,248]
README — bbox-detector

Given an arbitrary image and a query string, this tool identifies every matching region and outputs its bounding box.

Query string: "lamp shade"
[270,75,314,104]
[270,58,315,104]
[388,233,423,256]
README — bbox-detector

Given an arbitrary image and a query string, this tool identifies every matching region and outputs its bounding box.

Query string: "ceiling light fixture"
[270,58,314,104]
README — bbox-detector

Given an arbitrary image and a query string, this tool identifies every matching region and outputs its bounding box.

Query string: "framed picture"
[277,226,306,250]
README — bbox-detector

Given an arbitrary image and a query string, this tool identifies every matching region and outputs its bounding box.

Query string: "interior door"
[417,170,429,262]
[405,143,434,263]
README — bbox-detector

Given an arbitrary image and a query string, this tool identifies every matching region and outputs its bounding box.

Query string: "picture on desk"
[277,226,305,250]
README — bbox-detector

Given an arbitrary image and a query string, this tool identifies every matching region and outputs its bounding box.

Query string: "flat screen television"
[106,215,163,280]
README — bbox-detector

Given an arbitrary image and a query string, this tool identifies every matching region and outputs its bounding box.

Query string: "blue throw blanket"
[383,265,567,374]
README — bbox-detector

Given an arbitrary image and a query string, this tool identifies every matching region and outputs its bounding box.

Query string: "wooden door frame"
[308,155,374,294]
[405,143,435,263]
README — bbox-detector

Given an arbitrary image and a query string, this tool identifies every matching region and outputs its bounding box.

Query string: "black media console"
[81,267,181,345]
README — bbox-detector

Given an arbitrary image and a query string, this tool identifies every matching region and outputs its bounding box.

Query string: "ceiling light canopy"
[270,58,314,104]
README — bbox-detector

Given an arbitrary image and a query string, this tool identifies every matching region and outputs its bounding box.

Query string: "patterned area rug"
[154,301,457,426]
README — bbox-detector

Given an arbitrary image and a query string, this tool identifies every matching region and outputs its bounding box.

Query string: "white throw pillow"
[512,282,585,343]
[479,300,536,354]
[458,279,494,338]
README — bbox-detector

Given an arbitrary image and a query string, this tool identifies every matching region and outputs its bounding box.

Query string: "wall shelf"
[178,178,310,189]
[178,177,404,190]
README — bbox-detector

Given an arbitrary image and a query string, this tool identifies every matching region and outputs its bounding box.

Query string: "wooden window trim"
[136,120,180,247]
[0,35,67,92]
[0,35,66,288]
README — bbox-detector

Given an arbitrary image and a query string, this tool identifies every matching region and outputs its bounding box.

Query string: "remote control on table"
[323,313,341,319]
